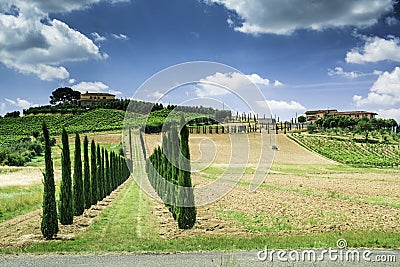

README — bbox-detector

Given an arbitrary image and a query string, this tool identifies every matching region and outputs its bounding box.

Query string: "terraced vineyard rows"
[0,109,126,144]
[290,134,400,167]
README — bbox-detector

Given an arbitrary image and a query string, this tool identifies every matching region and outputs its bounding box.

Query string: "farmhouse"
[305,109,377,122]
[78,91,115,106]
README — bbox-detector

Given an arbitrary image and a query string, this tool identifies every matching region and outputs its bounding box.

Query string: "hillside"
[0,109,126,144]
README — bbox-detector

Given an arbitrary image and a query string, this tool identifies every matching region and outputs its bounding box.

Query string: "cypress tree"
[83,136,91,209]
[101,148,106,198]
[105,150,110,196]
[40,122,58,239]
[90,140,98,205]
[59,128,73,225]
[96,144,103,201]
[177,115,196,229]
[73,133,84,216]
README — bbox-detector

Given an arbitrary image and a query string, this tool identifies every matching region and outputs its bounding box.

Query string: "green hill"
[0,109,126,144]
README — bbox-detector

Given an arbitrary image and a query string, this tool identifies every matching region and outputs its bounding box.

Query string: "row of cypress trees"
[145,116,196,229]
[41,123,130,239]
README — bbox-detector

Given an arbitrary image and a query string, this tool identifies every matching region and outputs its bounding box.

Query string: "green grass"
[0,185,43,223]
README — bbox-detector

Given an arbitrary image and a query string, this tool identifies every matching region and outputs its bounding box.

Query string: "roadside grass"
[0,185,43,223]
[13,178,400,253]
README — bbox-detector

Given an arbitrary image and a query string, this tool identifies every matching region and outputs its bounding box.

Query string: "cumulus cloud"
[376,108,400,122]
[4,97,35,109]
[258,100,306,111]
[71,81,122,95]
[346,35,400,63]
[195,72,281,97]
[0,1,123,81]
[353,67,400,107]
[204,0,394,35]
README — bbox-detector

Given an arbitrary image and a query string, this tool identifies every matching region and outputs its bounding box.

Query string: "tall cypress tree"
[101,148,105,198]
[177,115,196,229]
[40,122,58,239]
[83,136,91,209]
[59,128,73,225]
[73,133,84,216]
[105,150,110,196]
[90,140,98,205]
[96,144,103,201]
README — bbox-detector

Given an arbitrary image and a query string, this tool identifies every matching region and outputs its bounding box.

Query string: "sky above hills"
[1,0,400,121]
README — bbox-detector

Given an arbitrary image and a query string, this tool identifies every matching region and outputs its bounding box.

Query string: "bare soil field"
[144,133,400,239]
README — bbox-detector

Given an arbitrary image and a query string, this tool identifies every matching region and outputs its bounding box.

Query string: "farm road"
[1,249,399,267]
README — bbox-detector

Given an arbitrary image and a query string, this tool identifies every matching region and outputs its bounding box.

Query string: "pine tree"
[59,128,73,225]
[177,115,196,229]
[90,140,98,205]
[83,136,91,209]
[40,122,58,239]
[73,133,84,216]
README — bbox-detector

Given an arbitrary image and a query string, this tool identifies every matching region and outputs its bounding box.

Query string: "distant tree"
[298,115,306,123]
[307,124,317,134]
[83,136,91,209]
[73,133,84,216]
[40,122,59,240]
[59,129,73,225]
[50,87,81,105]
[4,111,20,118]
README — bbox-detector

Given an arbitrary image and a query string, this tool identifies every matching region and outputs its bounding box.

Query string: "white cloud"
[195,72,279,97]
[258,100,306,111]
[4,97,35,109]
[245,73,270,86]
[68,78,76,84]
[273,80,284,87]
[71,81,122,95]
[91,32,107,42]
[204,0,394,35]
[327,66,380,79]
[353,67,400,107]
[376,108,400,122]
[0,1,121,81]
[346,35,400,64]
[111,33,129,40]
[0,103,6,110]
[385,16,399,26]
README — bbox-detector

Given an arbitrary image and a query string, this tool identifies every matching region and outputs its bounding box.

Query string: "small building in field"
[78,91,115,106]
[305,109,377,122]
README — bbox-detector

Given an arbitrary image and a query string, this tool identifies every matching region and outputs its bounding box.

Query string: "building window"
[103,97,106,99]
[90,96,93,99]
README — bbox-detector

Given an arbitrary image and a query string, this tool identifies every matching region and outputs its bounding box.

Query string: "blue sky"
[1,0,400,121]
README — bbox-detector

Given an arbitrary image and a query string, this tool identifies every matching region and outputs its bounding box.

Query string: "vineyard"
[290,133,400,167]
[0,109,126,144]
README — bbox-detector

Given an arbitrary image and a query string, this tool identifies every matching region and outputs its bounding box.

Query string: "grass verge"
[0,185,42,223]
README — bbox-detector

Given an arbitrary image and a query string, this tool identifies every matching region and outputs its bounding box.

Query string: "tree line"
[40,123,130,239]
[145,115,196,229]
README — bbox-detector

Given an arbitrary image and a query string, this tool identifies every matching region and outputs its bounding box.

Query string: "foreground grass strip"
[0,185,42,223]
